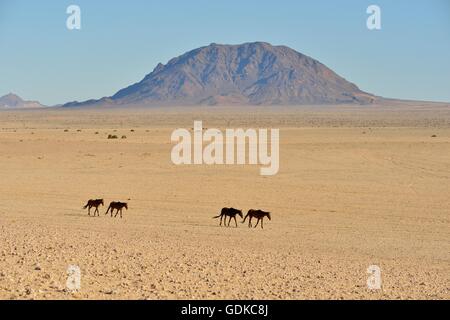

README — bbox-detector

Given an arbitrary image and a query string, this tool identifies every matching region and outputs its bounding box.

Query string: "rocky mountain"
[64,42,375,107]
[0,93,46,109]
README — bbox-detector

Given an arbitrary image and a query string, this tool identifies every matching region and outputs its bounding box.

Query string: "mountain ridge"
[0,93,46,109]
[64,42,376,107]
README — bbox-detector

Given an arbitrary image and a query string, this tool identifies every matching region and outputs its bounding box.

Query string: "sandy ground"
[0,104,449,300]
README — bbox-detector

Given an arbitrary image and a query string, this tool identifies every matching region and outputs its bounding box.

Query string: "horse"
[242,209,271,229]
[105,201,128,218]
[83,199,104,216]
[213,207,243,227]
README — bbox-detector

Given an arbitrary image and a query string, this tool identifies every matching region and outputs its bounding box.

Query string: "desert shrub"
[108,134,118,139]
[121,135,127,139]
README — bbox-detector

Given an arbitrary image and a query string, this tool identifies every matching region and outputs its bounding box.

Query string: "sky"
[0,0,449,105]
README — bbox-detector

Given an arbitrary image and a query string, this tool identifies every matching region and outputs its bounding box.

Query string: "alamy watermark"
[367,5,381,30]
[66,5,81,30]
[171,121,279,176]
[64,5,380,32]
[66,265,81,292]
[367,265,382,290]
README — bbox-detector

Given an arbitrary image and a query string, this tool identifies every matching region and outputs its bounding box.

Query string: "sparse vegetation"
[107,134,118,139]
[121,135,127,139]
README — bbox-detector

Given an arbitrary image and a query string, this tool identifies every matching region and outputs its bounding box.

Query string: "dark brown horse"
[83,199,104,216]
[242,209,271,229]
[213,207,243,227]
[105,201,128,218]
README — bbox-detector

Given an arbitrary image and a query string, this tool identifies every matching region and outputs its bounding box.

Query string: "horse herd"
[83,199,128,218]
[213,207,271,229]
[83,200,272,229]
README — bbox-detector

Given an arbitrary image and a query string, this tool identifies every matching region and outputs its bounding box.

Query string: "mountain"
[64,42,376,107]
[0,93,46,109]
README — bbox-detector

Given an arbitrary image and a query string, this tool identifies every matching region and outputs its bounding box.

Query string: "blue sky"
[0,0,449,105]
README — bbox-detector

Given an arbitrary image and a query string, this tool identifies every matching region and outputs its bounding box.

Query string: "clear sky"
[1,0,449,105]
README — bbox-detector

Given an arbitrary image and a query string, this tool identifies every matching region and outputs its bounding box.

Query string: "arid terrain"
[0,104,449,299]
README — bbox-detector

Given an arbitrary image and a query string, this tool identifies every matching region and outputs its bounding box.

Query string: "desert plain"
[0,104,449,299]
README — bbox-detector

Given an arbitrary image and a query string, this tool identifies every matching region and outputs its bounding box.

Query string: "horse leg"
[254,218,260,228]
[234,216,238,227]
[261,218,264,229]
[228,216,232,227]
[248,216,252,228]
[219,215,223,226]
[120,208,122,218]
[87,206,91,216]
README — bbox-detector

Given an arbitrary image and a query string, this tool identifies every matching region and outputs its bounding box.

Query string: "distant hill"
[0,93,46,109]
[64,42,376,107]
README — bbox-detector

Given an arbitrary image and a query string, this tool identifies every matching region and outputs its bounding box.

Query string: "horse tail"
[83,202,89,209]
[212,214,221,219]
[242,213,249,223]
[105,205,111,214]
